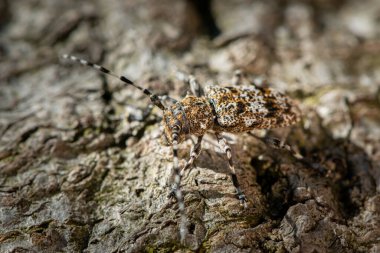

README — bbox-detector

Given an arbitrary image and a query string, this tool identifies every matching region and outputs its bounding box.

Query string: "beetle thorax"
[163,95,214,144]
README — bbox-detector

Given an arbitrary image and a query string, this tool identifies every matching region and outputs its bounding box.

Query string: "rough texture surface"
[1,0,380,252]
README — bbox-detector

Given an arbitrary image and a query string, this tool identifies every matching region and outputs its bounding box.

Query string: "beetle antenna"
[61,54,166,110]
[171,131,187,242]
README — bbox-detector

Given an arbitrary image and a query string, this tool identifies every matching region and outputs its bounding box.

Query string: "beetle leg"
[169,136,203,197]
[232,69,243,86]
[180,135,203,177]
[158,95,179,106]
[248,133,327,173]
[263,136,303,159]
[168,135,187,242]
[175,71,204,97]
[248,133,303,160]
[188,75,204,97]
[215,133,248,207]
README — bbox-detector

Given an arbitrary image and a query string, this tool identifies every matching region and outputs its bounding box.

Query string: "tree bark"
[1,0,379,252]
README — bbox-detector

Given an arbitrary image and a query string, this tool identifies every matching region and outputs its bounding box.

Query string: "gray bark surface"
[1,0,379,252]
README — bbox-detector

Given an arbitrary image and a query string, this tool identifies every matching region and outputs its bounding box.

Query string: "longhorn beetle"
[61,54,301,242]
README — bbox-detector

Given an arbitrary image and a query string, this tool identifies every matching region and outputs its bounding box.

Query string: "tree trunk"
[1,0,379,252]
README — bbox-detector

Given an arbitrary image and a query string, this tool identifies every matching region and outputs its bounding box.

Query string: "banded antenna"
[61,54,168,110]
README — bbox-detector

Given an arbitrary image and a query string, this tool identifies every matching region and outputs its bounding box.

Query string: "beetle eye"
[160,132,171,146]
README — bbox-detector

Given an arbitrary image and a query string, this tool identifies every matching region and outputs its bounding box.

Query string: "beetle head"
[162,103,190,145]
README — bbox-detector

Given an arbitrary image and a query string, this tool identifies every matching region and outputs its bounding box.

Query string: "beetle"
[61,54,301,241]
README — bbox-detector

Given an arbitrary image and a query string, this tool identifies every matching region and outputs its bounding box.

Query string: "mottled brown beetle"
[62,54,301,241]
